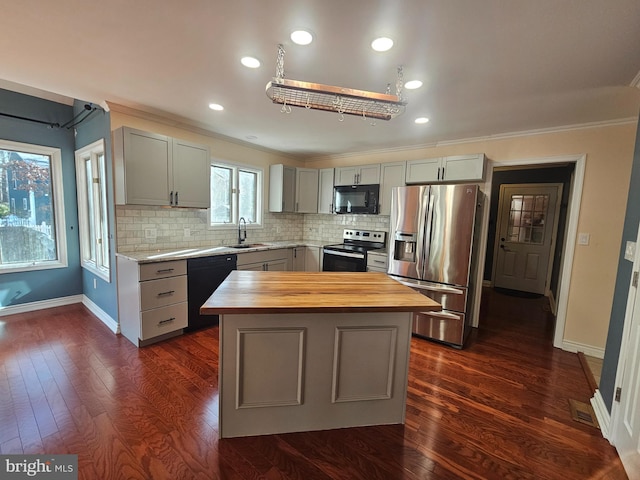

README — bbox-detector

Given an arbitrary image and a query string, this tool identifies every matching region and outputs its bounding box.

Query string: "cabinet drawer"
[367,254,388,270]
[140,275,187,310]
[413,310,465,346]
[141,302,188,340]
[139,260,187,281]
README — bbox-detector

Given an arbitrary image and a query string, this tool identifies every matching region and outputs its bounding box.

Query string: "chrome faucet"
[238,217,247,244]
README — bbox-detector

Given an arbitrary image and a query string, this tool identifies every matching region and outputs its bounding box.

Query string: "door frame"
[492,183,563,296]
[609,222,640,476]
[470,154,585,350]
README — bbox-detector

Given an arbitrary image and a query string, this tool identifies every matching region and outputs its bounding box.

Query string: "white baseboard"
[561,340,605,359]
[0,295,120,335]
[82,295,120,334]
[591,389,612,442]
[0,295,83,317]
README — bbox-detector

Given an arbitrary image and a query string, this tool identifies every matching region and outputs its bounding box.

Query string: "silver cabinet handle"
[158,317,175,325]
[157,290,175,297]
[175,191,179,205]
[156,268,175,274]
[170,191,174,205]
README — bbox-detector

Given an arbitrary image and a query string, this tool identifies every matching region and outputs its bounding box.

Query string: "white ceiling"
[2,0,639,159]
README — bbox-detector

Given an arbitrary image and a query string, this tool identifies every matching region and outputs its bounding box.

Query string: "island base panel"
[219,312,412,438]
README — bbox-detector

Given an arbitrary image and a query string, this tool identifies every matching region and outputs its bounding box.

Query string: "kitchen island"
[201,271,440,438]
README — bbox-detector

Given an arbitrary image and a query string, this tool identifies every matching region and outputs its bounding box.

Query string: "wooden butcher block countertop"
[200,271,442,314]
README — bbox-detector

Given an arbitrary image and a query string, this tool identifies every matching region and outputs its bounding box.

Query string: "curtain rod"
[0,103,100,129]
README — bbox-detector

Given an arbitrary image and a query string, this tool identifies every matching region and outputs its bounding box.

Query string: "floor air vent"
[568,399,600,429]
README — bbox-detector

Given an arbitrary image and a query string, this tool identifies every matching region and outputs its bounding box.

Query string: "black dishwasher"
[186,254,237,331]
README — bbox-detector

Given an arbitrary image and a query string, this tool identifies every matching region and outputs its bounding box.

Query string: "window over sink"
[210,161,263,228]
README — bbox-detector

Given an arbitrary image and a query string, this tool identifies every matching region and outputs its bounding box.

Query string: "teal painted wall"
[0,89,82,305]
[600,115,640,412]
[73,100,118,321]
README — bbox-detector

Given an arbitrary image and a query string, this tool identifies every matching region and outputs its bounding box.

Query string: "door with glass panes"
[494,184,561,294]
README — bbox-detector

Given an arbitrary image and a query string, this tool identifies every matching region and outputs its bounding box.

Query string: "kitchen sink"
[224,243,269,249]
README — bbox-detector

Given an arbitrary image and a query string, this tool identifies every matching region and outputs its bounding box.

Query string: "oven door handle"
[389,275,464,295]
[323,250,365,259]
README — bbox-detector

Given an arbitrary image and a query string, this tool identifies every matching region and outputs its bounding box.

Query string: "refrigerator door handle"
[420,189,435,277]
[425,310,461,320]
[389,275,464,295]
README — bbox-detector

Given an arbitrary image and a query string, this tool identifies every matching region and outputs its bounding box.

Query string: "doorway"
[473,156,583,350]
[493,183,562,295]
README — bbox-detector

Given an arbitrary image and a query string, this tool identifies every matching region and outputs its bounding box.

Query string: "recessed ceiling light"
[291,30,313,45]
[371,37,393,52]
[241,56,261,68]
[404,80,423,90]
[415,117,430,124]
[208,103,224,111]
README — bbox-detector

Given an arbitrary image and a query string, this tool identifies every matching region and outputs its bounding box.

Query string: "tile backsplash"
[115,206,390,253]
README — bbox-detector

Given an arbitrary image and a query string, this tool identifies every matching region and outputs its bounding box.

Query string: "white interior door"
[611,224,640,479]
[494,184,561,294]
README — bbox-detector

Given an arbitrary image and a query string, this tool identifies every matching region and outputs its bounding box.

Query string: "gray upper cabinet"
[406,154,485,184]
[269,164,296,212]
[113,126,210,207]
[270,164,318,213]
[171,139,212,208]
[334,164,380,186]
[295,168,319,213]
[318,168,335,214]
[269,164,318,213]
[379,161,406,215]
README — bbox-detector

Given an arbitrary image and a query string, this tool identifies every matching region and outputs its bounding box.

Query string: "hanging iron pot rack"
[265,44,407,122]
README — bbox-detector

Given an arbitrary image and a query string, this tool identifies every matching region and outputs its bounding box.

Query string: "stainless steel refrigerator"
[388,184,480,347]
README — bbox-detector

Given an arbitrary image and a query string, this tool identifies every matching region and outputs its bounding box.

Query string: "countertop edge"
[115,241,323,263]
[201,305,440,315]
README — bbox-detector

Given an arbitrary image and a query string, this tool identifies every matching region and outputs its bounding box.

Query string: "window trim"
[75,139,111,281]
[0,139,67,273]
[210,161,263,229]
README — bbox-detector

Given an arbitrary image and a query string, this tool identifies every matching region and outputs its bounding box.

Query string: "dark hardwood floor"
[0,289,627,479]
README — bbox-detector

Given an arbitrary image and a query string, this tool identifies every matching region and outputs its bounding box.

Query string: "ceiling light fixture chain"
[396,66,404,101]
[265,44,407,121]
[275,44,286,82]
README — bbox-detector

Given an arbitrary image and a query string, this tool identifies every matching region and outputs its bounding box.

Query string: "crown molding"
[0,79,74,106]
[305,117,638,162]
[106,102,298,160]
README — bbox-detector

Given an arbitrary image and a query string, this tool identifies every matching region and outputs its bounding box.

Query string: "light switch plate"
[578,233,590,246]
[624,241,636,262]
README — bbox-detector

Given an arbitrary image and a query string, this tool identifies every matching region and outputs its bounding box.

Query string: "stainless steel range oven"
[323,229,386,272]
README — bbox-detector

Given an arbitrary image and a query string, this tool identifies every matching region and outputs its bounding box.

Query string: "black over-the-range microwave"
[334,184,379,214]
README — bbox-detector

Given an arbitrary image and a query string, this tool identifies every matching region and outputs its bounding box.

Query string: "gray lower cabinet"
[366,250,389,273]
[236,248,292,271]
[117,257,188,346]
[292,246,321,271]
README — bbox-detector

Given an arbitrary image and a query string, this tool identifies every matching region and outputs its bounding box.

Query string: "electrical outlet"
[145,228,157,239]
[577,233,590,246]
[93,278,97,289]
[625,241,636,261]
